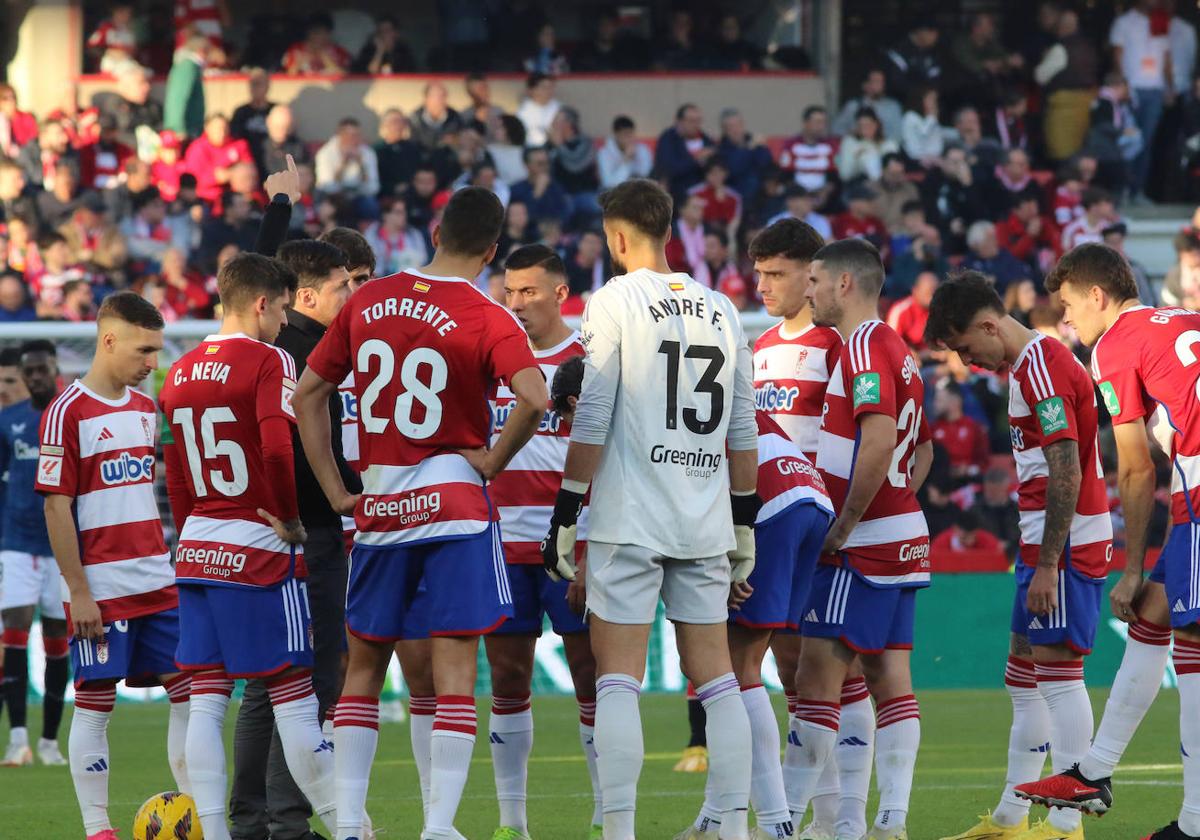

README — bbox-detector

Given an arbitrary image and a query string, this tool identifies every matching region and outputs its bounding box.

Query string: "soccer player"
[0,346,28,408]
[485,244,601,840]
[925,271,1112,840]
[294,186,546,840]
[786,238,933,840]
[751,218,876,840]
[542,178,758,840]
[1014,243,1200,840]
[0,339,70,767]
[35,293,190,840]
[159,253,338,840]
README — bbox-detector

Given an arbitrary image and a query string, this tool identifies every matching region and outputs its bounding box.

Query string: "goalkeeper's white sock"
[163,674,192,797]
[426,695,477,835]
[269,671,337,832]
[187,675,234,840]
[333,696,379,840]
[741,683,790,828]
[409,694,436,819]
[69,686,115,835]
[489,695,533,832]
[596,674,643,840]
[699,674,752,838]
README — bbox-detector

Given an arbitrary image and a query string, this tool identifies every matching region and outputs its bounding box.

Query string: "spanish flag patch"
[669,281,686,292]
[413,281,431,293]
[204,345,220,355]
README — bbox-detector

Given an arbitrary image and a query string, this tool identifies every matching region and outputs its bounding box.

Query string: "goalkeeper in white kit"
[541,178,759,840]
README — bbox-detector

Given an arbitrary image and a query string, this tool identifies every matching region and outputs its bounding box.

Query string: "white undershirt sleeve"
[570,291,621,446]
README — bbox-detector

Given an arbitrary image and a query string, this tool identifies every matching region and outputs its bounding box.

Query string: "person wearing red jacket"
[931,380,990,481]
[183,113,253,203]
[831,183,890,261]
[995,189,1061,271]
[886,270,938,355]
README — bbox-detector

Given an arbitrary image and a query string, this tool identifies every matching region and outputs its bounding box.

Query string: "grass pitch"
[0,689,1184,839]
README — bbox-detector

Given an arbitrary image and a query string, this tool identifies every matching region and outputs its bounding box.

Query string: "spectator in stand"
[410,80,463,152]
[93,64,162,150]
[282,13,351,75]
[1161,227,1200,308]
[715,108,772,201]
[1102,220,1158,304]
[922,471,960,539]
[184,113,253,203]
[120,187,185,271]
[960,220,1026,294]
[872,151,920,231]
[890,221,949,299]
[17,119,79,192]
[224,160,265,208]
[778,105,838,207]
[889,199,930,260]
[463,73,505,141]
[1052,161,1086,226]
[196,191,257,271]
[831,184,889,258]
[548,107,600,227]
[1170,0,1197,102]
[0,161,39,227]
[834,67,904,140]
[174,0,228,50]
[462,161,509,209]
[712,14,763,71]
[701,228,744,293]
[315,117,380,221]
[0,84,38,158]
[402,165,439,236]
[931,509,1002,557]
[971,468,1020,558]
[665,193,711,285]
[746,166,787,229]
[58,195,127,280]
[931,380,989,481]
[835,107,898,184]
[488,115,528,186]
[230,69,274,162]
[983,147,1035,219]
[951,106,1003,177]
[353,15,417,74]
[996,188,1060,273]
[494,199,533,261]
[31,231,87,316]
[1110,0,1173,203]
[654,102,715,198]
[151,130,186,202]
[36,161,82,229]
[1004,277,1038,327]
[659,10,701,71]
[1085,72,1142,198]
[1036,8,1100,163]
[374,109,422,199]
[509,146,570,230]
[563,229,608,298]
[950,12,1025,107]
[365,196,428,275]
[79,113,133,191]
[900,85,947,168]
[156,246,212,316]
[573,12,636,73]
[884,17,944,100]
[5,215,41,278]
[0,272,36,322]
[86,1,138,75]
[988,89,1029,151]
[103,156,153,221]
[58,278,96,322]
[688,158,742,235]
[524,23,569,75]
[164,33,217,140]
[516,73,561,149]
[257,105,309,183]
[1060,186,1116,251]
[598,115,652,189]
[887,269,938,355]
[767,184,831,241]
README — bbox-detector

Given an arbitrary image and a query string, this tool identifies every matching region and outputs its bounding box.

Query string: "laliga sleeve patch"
[852,372,881,408]
[281,378,296,418]
[1099,381,1121,416]
[1036,396,1069,435]
[38,454,63,487]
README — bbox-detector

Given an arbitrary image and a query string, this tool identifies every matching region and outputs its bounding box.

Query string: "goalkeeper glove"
[729,492,761,584]
[542,487,585,582]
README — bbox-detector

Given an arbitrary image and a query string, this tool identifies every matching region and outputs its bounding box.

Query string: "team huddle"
[1,172,1198,840]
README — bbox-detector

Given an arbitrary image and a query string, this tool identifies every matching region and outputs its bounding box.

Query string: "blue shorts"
[346,523,513,641]
[492,563,587,636]
[72,608,181,688]
[1159,521,1200,628]
[801,563,918,654]
[176,579,313,678]
[1010,560,1104,654]
[732,503,830,630]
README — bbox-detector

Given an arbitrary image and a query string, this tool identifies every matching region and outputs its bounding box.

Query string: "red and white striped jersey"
[1091,306,1200,525]
[159,333,302,588]
[35,382,176,621]
[306,269,538,546]
[489,332,588,564]
[816,320,931,587]
[1060,215,1106,252]
[756,411,833,524]
[1009,335,1112,577]
[777,136,840,192]
[174,0,223,46]
[338,371,359,535]
[753,321,842,460]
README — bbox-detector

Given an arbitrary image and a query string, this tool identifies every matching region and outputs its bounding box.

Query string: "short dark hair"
[438,187,504,258]
[97,290,165,329]
[132,186,162,213]
[319,227,376,274]
[500,114,526,146]
[598,179,673,240]
[550,354,584,416]
[706,228,729,249]
[37,231,67,251]
[900,199,924,216]
[179,172,198,189]
[306,11,333,31]
[924,270,1004,346]
[217,253,299,313]
[0,347,21,367]
[1081,187,1112,210]
[18,339,55,357]
[813,238,885,296]
[1045,242,1138,301]
[526,71,550,90]
[703,157,728,175]
[802,105,826,122]
[612,115,635,133]
[675,103,698,121]
[1176,228,1200,255]
[749,218,825,263]
[337,117,360,131]
[505,243,566,275]
[277,240,348,290]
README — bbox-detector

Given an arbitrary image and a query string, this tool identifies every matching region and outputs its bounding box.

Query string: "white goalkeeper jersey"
[570,267,757,558]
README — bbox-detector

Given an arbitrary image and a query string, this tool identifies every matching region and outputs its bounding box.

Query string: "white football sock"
[741,684,790,827]
[873,695,920,832]
[835,679,874,839]
[784,700,840,819]
[579,696,602,826]
[269,673,337,831]
[490,695,533,832]
[595,673,643,839]
[426,695,477,835]
[187,681,233,840]
[333,696,379,840]
[69,687,115,834]
[810,762,839,826]
[1174,639,1200,837]
[699,674,752,835]
[409,695,436,819]
[163,674,192,797]
[1079,620,1170,780]
[1037,662,1092,834]
[994,657,1049,827]
[695,767,724,830]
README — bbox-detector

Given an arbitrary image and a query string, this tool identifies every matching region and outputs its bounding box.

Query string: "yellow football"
[132,791,203,839]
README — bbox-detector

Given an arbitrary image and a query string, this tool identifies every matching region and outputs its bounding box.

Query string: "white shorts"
[0,551,65,618]
[585,541,730,625]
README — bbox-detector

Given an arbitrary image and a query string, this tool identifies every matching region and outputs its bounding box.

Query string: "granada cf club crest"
[96,641,109,664]
[142,415,152,444]
[792,348,809,376]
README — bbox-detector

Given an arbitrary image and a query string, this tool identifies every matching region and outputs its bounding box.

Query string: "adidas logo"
[98,427,115,441]
[490,733,505,744]
[787,731,802,747]
[838,736,869,747]
[1184,744,1191,758]
[313,739,334,754]
[1175,599,1188,614]
[1028,617,1044,630]
[1029,742,1050,753]
[804,610,819,623]
[85,758,108,772]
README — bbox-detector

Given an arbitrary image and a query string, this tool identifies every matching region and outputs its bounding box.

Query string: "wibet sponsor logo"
[362,489,443,527]
[100,452,155,485]
[493,400,562,434]
[754,382,800,413]
[176,543,248,578]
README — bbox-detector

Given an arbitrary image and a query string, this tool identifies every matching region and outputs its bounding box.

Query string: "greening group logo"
[1036,396,1069,436]
[853,372,881,408]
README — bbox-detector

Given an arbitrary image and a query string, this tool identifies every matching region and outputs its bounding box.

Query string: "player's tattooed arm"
[1028,439,1081,615]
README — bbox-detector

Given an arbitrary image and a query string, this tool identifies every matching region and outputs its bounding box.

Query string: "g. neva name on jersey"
[357,292,459,336]
[170,359,232,385]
